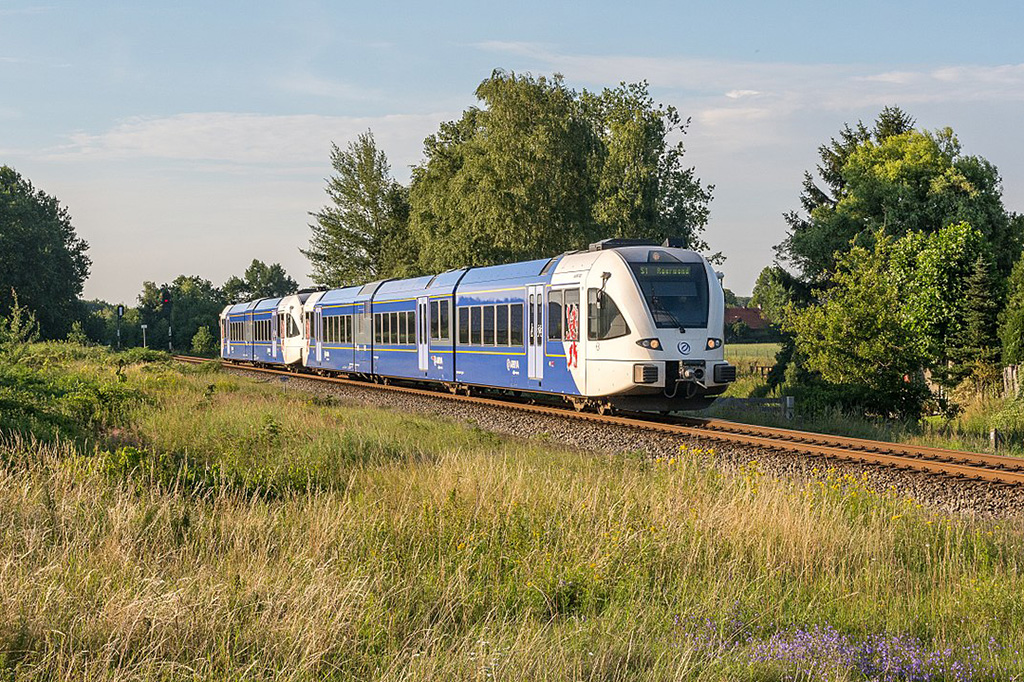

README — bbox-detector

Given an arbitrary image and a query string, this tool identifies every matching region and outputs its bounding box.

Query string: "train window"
[563,290,580,342]
[628,262,709,328]
[346,315,353,343]
[458,307,469,345]
[470,306,481,345]
[390,312,397,344]
[407,311,415,343]
[430,301,440,340]
[397,312,405,344]
[548,290,563,340]
[496,304,509,345]
[439,300,450,341]
[510,304,524,346]
[587,289,630,340]
[482,305,495,345]
[374,314,381,344]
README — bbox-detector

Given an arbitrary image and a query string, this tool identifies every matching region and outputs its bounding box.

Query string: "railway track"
[175,355,1024,487]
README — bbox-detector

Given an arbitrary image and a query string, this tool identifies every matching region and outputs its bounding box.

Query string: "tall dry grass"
[1,348,1022,679]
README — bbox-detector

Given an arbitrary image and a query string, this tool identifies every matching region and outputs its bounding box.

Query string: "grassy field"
[2,342,1024,680]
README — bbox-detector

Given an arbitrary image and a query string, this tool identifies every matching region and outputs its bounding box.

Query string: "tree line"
[750,107,1024,418]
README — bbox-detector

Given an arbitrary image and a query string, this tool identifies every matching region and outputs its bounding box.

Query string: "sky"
[2,0,1023,303]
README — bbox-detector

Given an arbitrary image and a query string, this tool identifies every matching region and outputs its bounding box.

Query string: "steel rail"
[174,356,1024,486]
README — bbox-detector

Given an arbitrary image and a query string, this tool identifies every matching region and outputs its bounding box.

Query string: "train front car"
[559,239,735,412]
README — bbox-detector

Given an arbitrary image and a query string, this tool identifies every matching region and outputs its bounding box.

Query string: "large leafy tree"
[0,165,90,337]
[409,71,713,271]
[890,221,991,385]
[303,131,414,287]
[222,259,298,304]
[778,107,1021,281]
[585,81,713,251]
[785,234,929,418]
[410,71,600,271]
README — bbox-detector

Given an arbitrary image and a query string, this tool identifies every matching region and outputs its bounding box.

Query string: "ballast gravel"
[224,366,1024,519]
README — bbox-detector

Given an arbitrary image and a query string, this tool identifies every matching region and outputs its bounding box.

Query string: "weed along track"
[177,356,1024,512]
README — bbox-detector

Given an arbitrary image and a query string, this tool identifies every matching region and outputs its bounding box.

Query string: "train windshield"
[628,261,709,329]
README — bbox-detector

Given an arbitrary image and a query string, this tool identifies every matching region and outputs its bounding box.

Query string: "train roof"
[459,257,556,288]
[317,286,361,306]
[376,268,469,299]
[253,297,282,312]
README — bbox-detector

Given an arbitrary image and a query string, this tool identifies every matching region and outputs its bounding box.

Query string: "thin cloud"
[43,111,456,181]
[476,43,1024,109]
[274,74,384,102]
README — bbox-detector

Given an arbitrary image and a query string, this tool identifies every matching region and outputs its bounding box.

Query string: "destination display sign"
[634,264,694,278]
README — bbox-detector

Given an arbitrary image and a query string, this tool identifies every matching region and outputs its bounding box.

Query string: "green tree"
[409,71,713,272]
[0,166,90,338]
[949,254,1000,385]
[223,259,298,304]
[1000,254,1024,365]
[585,81,713,250]
[749,265,809,326]
[303,131,415,287]
[890,222,989,386]
[191,326,217,356]
[785,234,928,417]
[411,71,600,271]
[778,108,1021,281]
[139,276,224,351]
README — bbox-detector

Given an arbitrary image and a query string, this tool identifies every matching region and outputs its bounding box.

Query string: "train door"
[354,302,373,374]
[527,284,544,381]
[416,296,429,373]
[314,307,323,363]
[271,312,279,361]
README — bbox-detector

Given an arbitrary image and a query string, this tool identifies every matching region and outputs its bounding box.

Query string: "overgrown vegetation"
[1,341,1023,679]
[752,107,1024,420]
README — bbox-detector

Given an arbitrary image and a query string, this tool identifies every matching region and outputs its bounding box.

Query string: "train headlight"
[636,338,663,350]
[706,338,723,350]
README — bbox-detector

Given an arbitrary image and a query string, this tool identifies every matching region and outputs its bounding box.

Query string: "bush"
[191,326,217,356]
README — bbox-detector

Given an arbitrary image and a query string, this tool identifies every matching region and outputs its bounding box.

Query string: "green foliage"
[999,253,1024,365]
[65,320,89,345]
[303,131,415,287]
[410,71,600,271]
[779,108,1021,281]
[0,290,40,355]
[584,80,713,251]
[0,166,91,338]
[950,255,1001,384]
[409,71,712,272]
[139,275,224,351]
[784,234,929,417]
[190,326,217,356]
[749,265,808,325]
[221,259,298,304]
[0,343,148,442]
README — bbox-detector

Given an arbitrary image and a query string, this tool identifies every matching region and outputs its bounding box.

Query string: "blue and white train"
[219,239,736,412]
